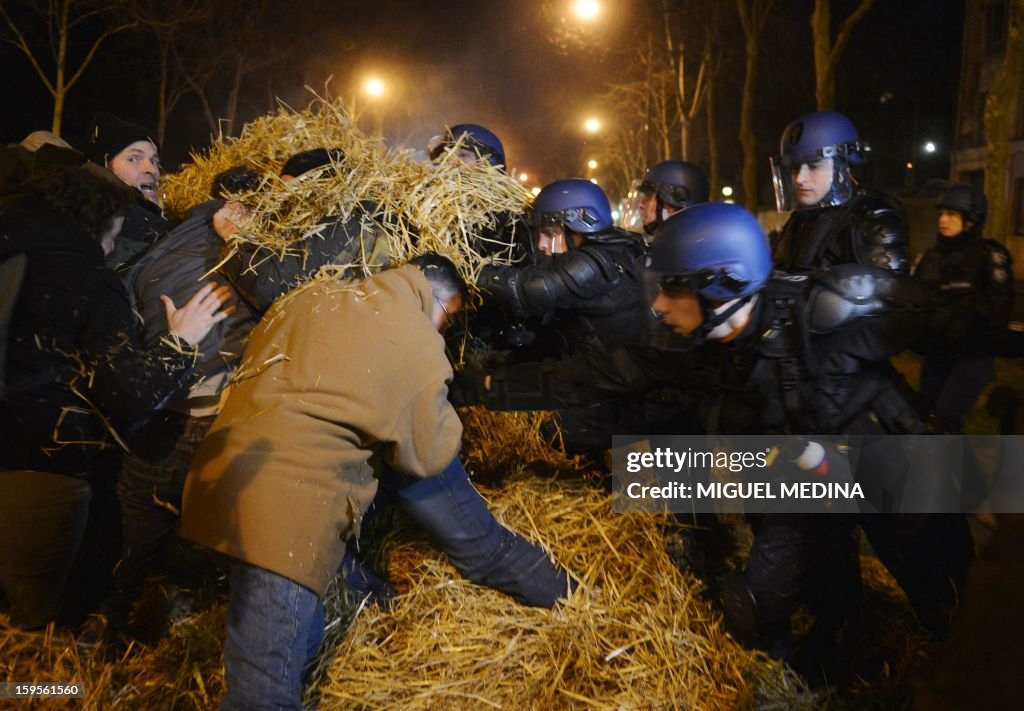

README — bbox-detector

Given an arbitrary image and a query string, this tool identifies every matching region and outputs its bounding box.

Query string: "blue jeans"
[221,456,571,707]
[378,455,574,608]
[221,562,324,711]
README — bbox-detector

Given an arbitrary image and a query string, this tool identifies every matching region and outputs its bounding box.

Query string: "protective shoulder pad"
[983,239,1014,289]
[806,263,920,332]
[556,244,622,298]
[848,191,910,272]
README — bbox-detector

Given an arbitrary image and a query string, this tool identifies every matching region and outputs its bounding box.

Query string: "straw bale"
[318,476,816,710]
[161,91,532,292]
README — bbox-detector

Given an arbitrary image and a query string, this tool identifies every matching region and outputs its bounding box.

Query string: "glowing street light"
[364,78,385,97]
[531,186,542,196]
[519,172,529,182]
[924,141,937,153]
[721,185,734,197]
[587,159,598,170]
[573,0,601,21]
[583,117,601,134]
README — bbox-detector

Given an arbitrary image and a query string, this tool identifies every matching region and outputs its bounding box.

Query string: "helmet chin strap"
[700,295,757,341]
[643,200,675,236]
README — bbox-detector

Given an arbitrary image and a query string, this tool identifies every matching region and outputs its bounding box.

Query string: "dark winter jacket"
[912,228,1014,353]
[0,196,193,476]
[774,190,910,274]
[126,200,259,401]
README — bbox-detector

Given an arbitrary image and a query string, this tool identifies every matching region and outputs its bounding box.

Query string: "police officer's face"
[791,157,834,206]
[109,140,161,202]
[537,225,570,255]
[938,209,968,238]
[652,289,704,336]
[640,189,659,225]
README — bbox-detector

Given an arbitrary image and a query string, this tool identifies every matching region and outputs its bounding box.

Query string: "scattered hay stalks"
[161,90,532,291]
[459,406,592,483]
[319,475,814,710]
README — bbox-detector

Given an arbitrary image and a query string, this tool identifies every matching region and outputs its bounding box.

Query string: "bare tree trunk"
[984,0,1024,242]
[157,42,170,144]
[811,0,876,110]
[52,0,70,135]
[223,54,244,137]
[738,36,759,210]
[737,0,775,210]
[705,71,719,197]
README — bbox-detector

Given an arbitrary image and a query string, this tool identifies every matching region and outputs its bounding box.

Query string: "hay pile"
[161,91,532,288]
[319,474,814,710]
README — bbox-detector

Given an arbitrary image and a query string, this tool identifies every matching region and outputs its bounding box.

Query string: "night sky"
[0,0,965,200]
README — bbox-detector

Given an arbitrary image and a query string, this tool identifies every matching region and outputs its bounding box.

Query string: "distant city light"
[906,162,913,169]
[364,78,385,97]
[721,185,733,197]
[531,186,542,196]
[611,209,620,221]
[519,172,529,181]
[573,0,601,21]
[924,141,937,153]
[584,117,601,133]
[587,159,598,169]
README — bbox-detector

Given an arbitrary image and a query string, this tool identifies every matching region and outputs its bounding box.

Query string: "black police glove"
[448,369,488,408]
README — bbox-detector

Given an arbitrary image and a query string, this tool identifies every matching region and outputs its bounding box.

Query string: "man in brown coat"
[181,254,572,710]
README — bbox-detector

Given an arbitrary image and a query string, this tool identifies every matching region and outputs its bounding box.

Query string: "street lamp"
[519,172,529,182]
[583,117,601,134]
[924,141,937,154]
[573,0,600,21]
[587,159,598,170]
[364,78,385,98]
[362,77,386,136]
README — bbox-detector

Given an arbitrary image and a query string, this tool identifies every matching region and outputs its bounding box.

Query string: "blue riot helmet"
[530,178,613,238]
[647,203,772,347]
[771,111,863,213]
[429,123,506,168]
[621,160,710,237]
[936,183,987,227]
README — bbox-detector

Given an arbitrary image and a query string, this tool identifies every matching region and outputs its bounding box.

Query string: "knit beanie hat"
[82,112,159,166]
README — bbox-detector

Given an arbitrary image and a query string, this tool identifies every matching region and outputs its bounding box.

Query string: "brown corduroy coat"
[180,265,461,596]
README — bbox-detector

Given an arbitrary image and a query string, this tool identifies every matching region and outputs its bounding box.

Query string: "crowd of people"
[0,107,1017,708]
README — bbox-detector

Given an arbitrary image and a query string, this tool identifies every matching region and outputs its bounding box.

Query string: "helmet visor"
[642,269,702,351]
[771,146,855,212]
[619,179,649,235]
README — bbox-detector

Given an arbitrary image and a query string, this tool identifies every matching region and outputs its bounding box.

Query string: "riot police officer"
[647,203,936,675]
[428,123,506,168]
[622,160,709,241]
[478,178,648,356]
[474,179,649,463]
[771,111,909,273]
[913,183,1014,432]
